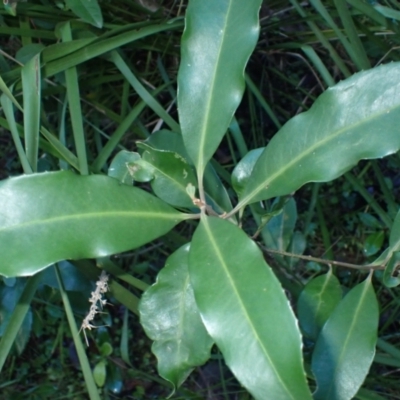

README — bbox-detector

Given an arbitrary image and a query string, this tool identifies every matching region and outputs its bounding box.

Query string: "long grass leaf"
[21,53,41,172]
[289,0,351,77]
[59,22,88,175]
[1,93,32,174]
[54,265,101,400]
[44,22,183,78]
[110,51,180,133]
[334,0,370,69]
[0,75,22,112]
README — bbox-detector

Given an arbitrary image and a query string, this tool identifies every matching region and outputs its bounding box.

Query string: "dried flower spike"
[79,270,109,346]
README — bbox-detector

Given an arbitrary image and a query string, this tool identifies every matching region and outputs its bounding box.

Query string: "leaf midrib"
[1,211,181,233]
[203,217,297,399]
[196,2,232,174]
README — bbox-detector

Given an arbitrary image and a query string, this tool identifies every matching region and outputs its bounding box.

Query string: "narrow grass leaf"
[109,280,140,316]
[309,0,364,70]
[0,171,188,277]
[92,98,149,173]
[333,0,370,70]
[373,5,400,21]
[1,93,32,174]
[178,0,262,179]
[54,265,101,400]
[238,63,400,208]
[42,38,96,63]
[60,22,89,175]
[140,244,213,391]
[21,53,41,172]
[312,274,379,400]
[189,216,312,400]
[289,0,351,77]
[44,22,183,78]
[0,75,22,111]
[110,51,180,133]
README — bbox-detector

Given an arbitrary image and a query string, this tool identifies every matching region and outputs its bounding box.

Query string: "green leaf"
[297,270,342,340]
[239,63,400,207]
[287,231,307,268]
[261,197,297,265]
[0,273,42,372]
[374,4,400,21]
[178,0,262,177]
[388,209,400,252]
[379,210,400,286]
[312,274,379,400]
[382,251,400,288]
[0,171,188,277]
[139,244,213,390]
[140,130,188,157]
[21,53,41,172]
[108,150,141,185]
[0,279,33,354]
[65,0,103,28]
[363,231,384,257]
[231,147,263,196]
[203,163,233,214]
[40,261,92,292]
[189,216,312,400]
[141,130,232,213]
[93,360,107,387]
[135,144,197,208]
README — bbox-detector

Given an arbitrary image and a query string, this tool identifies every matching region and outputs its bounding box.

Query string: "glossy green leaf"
[0,279,32,354]
[359,213,384,230]
[388,209,400,252]
[297,270,342,340]
[178,0,262,177]
[108,150,140,185]
[40,261,92,293]
[382,251,400,288]
[142,130,187,157]
[189,216,312,400]
[231,148,263,196]
[363,231,384,257]
[312,274,379,400]
[379,210,400,285]
[239,63,400,207]
[65,0,103,28]
[0,171,188,277]
[134,144,197,208]
[203,164,233,214]
[139,244,213,390]
[100,342,113,357]
[0,273,42,372]
[142,130,232,213]
[93,360,107,387]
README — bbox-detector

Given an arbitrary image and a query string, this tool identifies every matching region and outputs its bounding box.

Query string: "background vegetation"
[1,0,400,398]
